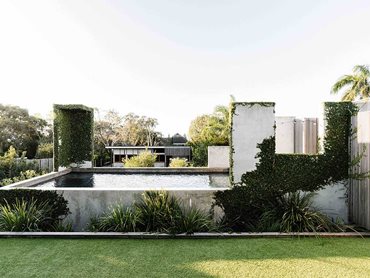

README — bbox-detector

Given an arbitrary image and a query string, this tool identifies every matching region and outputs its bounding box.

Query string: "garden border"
[0,232,369,239]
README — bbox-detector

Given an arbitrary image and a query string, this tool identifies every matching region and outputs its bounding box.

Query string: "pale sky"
[1,0,370,135]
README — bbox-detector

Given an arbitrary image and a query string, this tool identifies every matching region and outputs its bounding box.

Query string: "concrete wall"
[57,188,225,231]
[231,103,275,183]
[276,117,295,153]
[303,118,318,154]
[311,181,348,223]
[276,117,318,154]
[208,146,230,168]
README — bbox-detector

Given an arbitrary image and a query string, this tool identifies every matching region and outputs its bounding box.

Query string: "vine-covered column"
[53,104,94,171]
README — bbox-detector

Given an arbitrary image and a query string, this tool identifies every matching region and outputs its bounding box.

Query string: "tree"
[120,113,162,146]
[93,110,162,166]
[94,110,124,166]
[188,105,230,166]
[0,104,48,158]
[189,106,229,145]
[331,65,370,101]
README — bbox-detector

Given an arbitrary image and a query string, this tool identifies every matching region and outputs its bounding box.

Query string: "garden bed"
[0,232,369,239]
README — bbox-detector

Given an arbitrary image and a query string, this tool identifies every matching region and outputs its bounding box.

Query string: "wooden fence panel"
[350,105,370,229]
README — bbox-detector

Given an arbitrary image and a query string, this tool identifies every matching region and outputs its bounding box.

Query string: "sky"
[1,0,370,135]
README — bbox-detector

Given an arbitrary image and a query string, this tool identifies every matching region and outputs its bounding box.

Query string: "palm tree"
[331,65,370,101]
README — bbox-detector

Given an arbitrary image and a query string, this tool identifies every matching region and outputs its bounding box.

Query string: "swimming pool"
[35,172,229,189]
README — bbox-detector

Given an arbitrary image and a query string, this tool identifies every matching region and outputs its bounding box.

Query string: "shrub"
[88,191,218,234]
[135,191,182,232]
[169,158,189,168]
[0,147,41,186]
[36,143,53,159]
[0,170,41,186]
[278,192,340,232]
[0,198,51,232]
[0,189,70,231]
[89,206,141,232]
[123,151,157,167]
[176,207,215,234]
[187,142,208,167]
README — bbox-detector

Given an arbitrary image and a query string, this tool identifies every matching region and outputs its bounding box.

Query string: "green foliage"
[135,191,215,234]
[321,102,358,182]
[0,146,41,186]
[0,189,70,230]
[169,157,189,167]
[279,192,339,232]
[0,104,49,158]
[123,151,157,167]
[135,191,182,233]
[53,105,94,170]
[176,207,216,234]
[89,206,141,232]
[0,170,41,186]
[0,198,50,232]
[187,142,208,167]
[35,143,53,159]
[259,192,342,232]
[90,191,216,234]
[188,105,230,166]
[331,65,370,101]
[215,102,357,231]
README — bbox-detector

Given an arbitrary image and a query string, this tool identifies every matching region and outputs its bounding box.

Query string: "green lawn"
[0,238,369,277]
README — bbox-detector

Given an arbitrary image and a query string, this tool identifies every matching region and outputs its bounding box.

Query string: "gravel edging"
[0,232,369,239]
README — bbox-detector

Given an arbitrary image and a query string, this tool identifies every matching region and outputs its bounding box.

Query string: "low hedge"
[0,189,70,224]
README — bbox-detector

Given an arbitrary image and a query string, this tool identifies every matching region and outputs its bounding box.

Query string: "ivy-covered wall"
[229,102,275,183]
[53,105,94,171]
[215,101,357,230]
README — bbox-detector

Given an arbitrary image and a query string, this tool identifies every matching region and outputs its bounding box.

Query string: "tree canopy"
[0,104,49,158]
[188,105,230,166]
[94,110,162,166]
[331,65,370,101]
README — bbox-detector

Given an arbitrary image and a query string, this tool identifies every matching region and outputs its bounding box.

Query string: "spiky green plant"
[175,207,216,234]
[280,192,341,232]
[0,198,51,232]
[135,191,183,233]
[88,206,141,232]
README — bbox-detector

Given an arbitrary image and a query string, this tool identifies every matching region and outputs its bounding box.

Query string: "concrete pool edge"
[72,167,229,174]
[1,169,72,189]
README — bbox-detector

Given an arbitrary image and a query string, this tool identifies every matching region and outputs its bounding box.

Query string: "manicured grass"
[0,238,369,277]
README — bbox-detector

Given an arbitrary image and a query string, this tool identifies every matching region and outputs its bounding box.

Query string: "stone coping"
[0,169,71,189]
[0,232,369,239]
[32,187,229,191]
[72,167,229,174]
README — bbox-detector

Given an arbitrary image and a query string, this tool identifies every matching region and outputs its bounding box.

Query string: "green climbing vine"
[215,101,358,230]
[53,104,94,170]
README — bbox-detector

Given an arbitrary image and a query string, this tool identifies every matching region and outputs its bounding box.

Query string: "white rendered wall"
[311,181,348,223]
[231,103,275,183]
[276,117,295,153]
[208,146,230,168]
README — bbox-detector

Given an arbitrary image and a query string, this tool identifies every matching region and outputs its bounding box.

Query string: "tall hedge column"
[53,104,94,171]
[230,102,275,183]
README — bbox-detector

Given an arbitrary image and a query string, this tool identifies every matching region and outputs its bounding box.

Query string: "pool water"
[36,173,229,189]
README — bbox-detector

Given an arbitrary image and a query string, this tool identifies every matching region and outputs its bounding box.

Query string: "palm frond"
[331,75,356,94]
[342,87,357,101]
[353,65,370,76]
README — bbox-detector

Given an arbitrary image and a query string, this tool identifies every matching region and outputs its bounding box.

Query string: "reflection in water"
[37,173,229,189]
